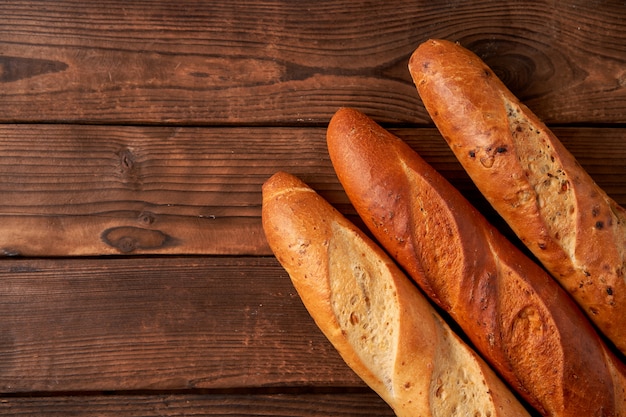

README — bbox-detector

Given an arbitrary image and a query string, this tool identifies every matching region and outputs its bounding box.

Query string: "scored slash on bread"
[326,107,626,417]
[262,171,531,417]
[408,38,626,356]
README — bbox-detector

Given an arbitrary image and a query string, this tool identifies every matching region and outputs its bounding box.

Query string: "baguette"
[326,108,626,417]
[408,38,626,355]
[262,171,531,417]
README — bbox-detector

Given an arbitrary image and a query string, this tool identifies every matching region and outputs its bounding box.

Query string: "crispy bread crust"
[262,171,530,417]
[327,107,626,417]
[409,38,626,355]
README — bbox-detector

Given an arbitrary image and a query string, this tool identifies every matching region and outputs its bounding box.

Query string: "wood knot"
[117,148,143,189]
[138,211,156,225]
[0,56,68,83]
[118,148,136,172]
[465,39,553,99]
[102,227,170,253]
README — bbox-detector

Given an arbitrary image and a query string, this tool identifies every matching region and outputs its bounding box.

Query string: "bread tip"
[410,38,457,63]
[262,171,299,198]
[262,170,286,190]
[328,107,364,143]
[329,107,363,124]
[409,39,437,77]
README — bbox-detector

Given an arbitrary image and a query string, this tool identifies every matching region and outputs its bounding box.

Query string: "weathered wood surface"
[0,125,624,256]
[1,1,626,124]
[0,257,363,392]
[0,392,394,416]
[1,0,625,416]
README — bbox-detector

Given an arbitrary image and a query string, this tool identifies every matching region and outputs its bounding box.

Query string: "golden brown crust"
[408,38,626,355]
[327,107,626,417]
[261,171,531,417]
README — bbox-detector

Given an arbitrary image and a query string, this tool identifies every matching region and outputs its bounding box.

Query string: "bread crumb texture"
[505,96,626,334]
[326,223,526,417]
[505,99,577,259]
[328,222,399,393]
[429,313,497,417]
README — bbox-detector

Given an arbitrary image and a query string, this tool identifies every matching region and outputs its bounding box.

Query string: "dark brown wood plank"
[0,392,395,416]
[1,1,625,124]
[0,256,369,393]
[1,2,623,416]
[0,124,338,256]
[1,125,624,257]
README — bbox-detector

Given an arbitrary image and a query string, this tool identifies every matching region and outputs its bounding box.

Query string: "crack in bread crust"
[505,100,576,261]
[328,222,399,394]
[429,312,498,417]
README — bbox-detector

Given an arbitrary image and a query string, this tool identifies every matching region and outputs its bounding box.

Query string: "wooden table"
[1,1,624,415]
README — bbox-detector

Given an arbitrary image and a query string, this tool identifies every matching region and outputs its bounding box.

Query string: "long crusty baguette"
[408,38,626,355]
[262,171,531,417]
[326,108,626,417]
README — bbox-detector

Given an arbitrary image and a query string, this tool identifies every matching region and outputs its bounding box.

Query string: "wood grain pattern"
[0,125,624,256]
[2,1,626,415]
[1,1,626,124]
[0,392,394,416]
[0,257,365,392]
[0,125,335,256]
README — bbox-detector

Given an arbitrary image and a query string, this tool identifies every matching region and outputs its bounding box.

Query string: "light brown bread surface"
[262,171,531,417]
[408,38,626,355]
[326,108,626,417]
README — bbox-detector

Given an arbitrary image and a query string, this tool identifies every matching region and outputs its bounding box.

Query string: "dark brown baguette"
[262,171,531,417]
[326,107,626,417]
[408,38,626,355]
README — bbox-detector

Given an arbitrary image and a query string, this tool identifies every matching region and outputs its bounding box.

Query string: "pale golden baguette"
[326,107,626,417]
[262,171,531,417]
[408,38,626,355]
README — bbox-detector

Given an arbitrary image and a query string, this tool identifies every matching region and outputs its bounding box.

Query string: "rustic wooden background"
[1,1,625,415]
